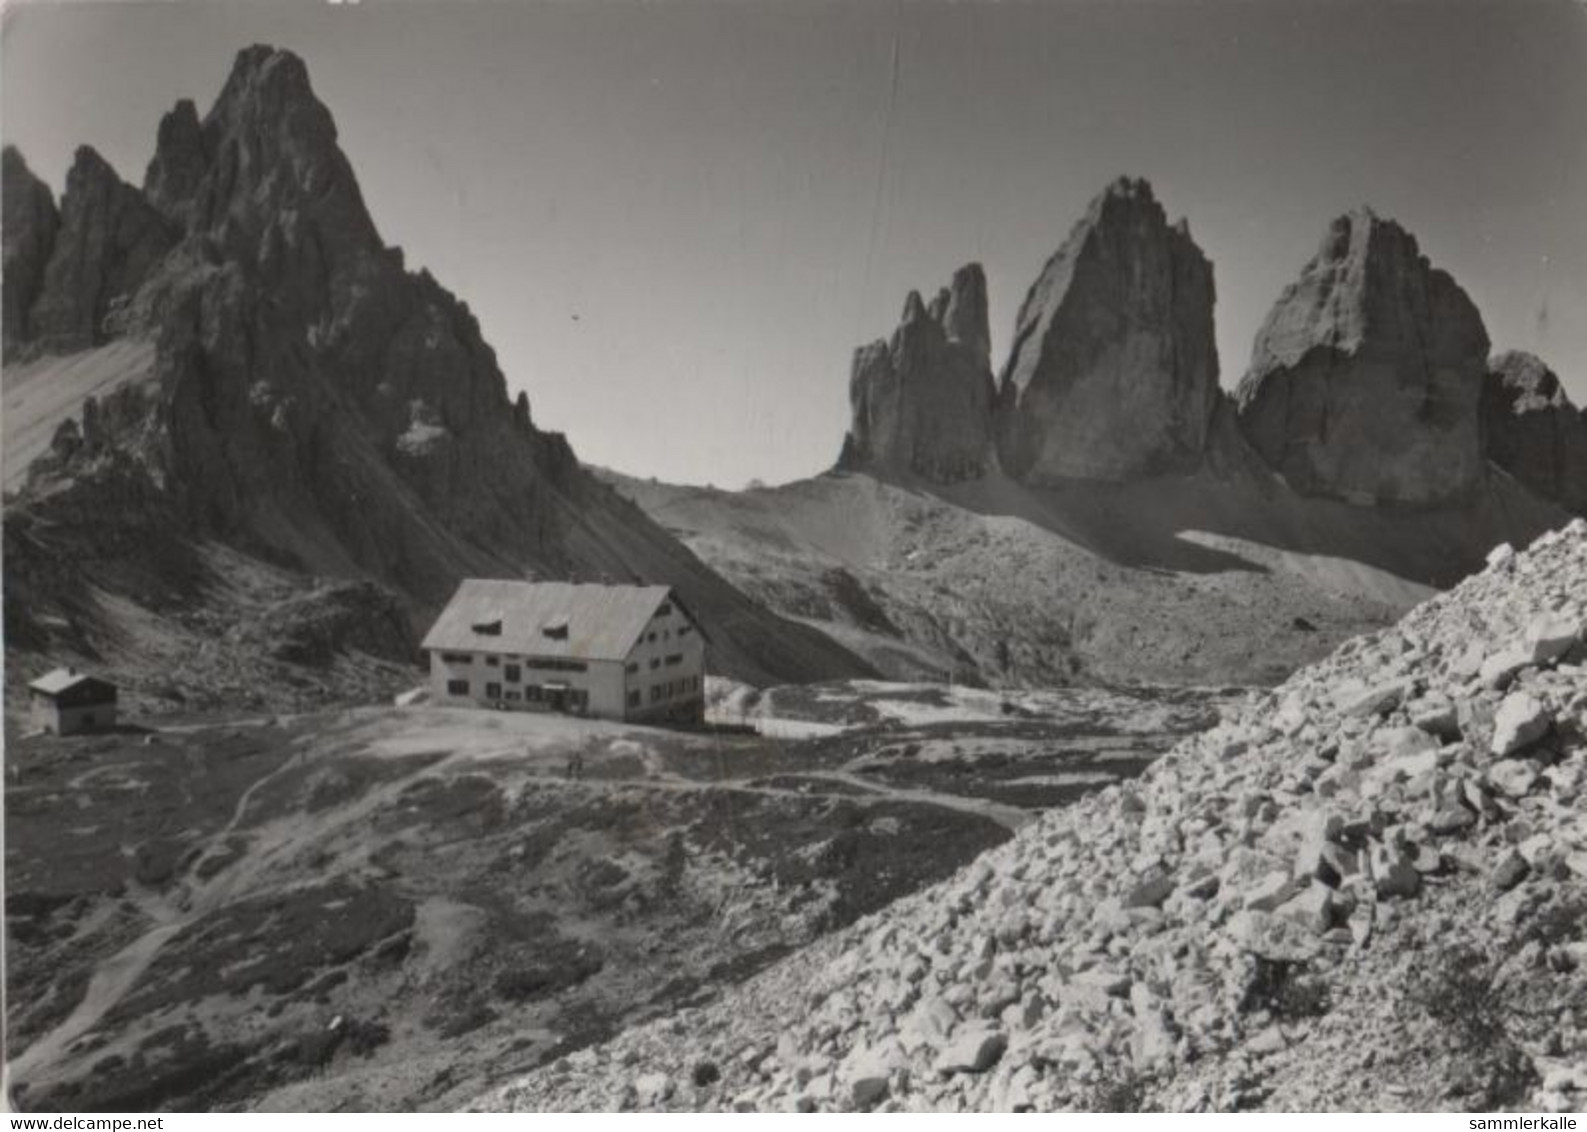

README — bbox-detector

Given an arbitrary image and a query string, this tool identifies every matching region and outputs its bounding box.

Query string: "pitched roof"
[420,580,678,662]
[27,667,114,697]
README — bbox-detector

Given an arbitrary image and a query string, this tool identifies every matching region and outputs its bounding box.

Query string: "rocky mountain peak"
[3,44,872,692]
[1482,351,1587,515]
[149,45,383,269]
[23,145,173,354]
[2,146,60,357]
[143,98,206,227]
[920,264,990,361]
[996,175,1219,482]
[1095,173,1156,211]
[1235,208,1489,506]
[839,264,997,483]
[1489,350,1575,412]
[940,262,990,361]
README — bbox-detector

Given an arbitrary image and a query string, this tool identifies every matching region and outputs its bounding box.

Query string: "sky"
[4,0,1585,488]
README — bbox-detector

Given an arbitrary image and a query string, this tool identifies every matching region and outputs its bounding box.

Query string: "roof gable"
[421,580,681,661]
[28,667,116,701]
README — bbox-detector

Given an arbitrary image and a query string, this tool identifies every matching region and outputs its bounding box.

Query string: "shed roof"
[420,580,680,662]
[27,667,115,698]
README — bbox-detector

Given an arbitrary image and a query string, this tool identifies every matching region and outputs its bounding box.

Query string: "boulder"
[934,1027,1008,1076]
[1491,850,1530,893]
[1276,885,1336,933]
[995,177,1220,482]
[1478,644,1533,689]
[839,265,996,482]
[1227,909,1321,962]
[1339,679,1411,718]
[845,1039,907,1107]
[1482,351,1587,514]
[1410,698,1461,740]
[1486,759,1539,799]
[1491,692,1551,756]
[1370,844,1422,899]
[1523,612,1582,665]
[632,1072,674,1107]
[1234,209,1488,505]
[1124,869,1176,909]
[1292,811,1345,885]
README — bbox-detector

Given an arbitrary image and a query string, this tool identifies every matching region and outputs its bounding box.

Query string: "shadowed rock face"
[995,177,1220,483]
[1483,351,1587,515]
[1235,210,1489,507]
[142,99,208,229]
[841,264,997,483]
[25,147,175,355]
[2,148,60,358]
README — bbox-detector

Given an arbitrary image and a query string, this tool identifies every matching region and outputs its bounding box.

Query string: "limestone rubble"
[482,519,1587,1112]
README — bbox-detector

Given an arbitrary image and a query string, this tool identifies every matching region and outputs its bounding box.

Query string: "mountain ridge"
[1,45,876,699]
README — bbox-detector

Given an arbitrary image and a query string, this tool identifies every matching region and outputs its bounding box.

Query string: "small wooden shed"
[27,667,118,735]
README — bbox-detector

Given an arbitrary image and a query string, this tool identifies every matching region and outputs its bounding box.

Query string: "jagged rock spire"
[25,145,173,353]
[840,264,996,483]
[1235,209,1489,506]
[1483,351,1587,515]
[143,98,207,228]
[2,146,60,356]
[995,176,1220,483]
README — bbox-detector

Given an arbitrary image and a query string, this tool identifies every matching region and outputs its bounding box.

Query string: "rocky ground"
[479,520,1587,1113]
[603,467,1561,690]
[2,540,420,721]
[3,682,1217,1111]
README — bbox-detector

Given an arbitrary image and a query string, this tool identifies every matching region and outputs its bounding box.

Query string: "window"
[471,618,503,636]
[505,664,521,683]
[447,679,470,696]
[441,652,472,664]
[525,686,543,702]
[650,686,663,703]
[649,658,660,670]
[678,625,693,637]
[485,682,502,700]
[527,658,588,673]
[657,602,672,616]
[542,615,569,640]
[627,690,641,709]
[485,656,500,667]
[625,662,638,674]
[647,632,657,643]
[665,654,682,667]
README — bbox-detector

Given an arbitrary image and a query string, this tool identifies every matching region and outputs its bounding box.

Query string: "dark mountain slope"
[2,46,873,699]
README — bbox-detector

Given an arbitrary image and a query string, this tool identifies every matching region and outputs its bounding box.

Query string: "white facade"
[30,697,117,736]
[422,583,706,724]
[619,596,707,722]
[26,668,118,735]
